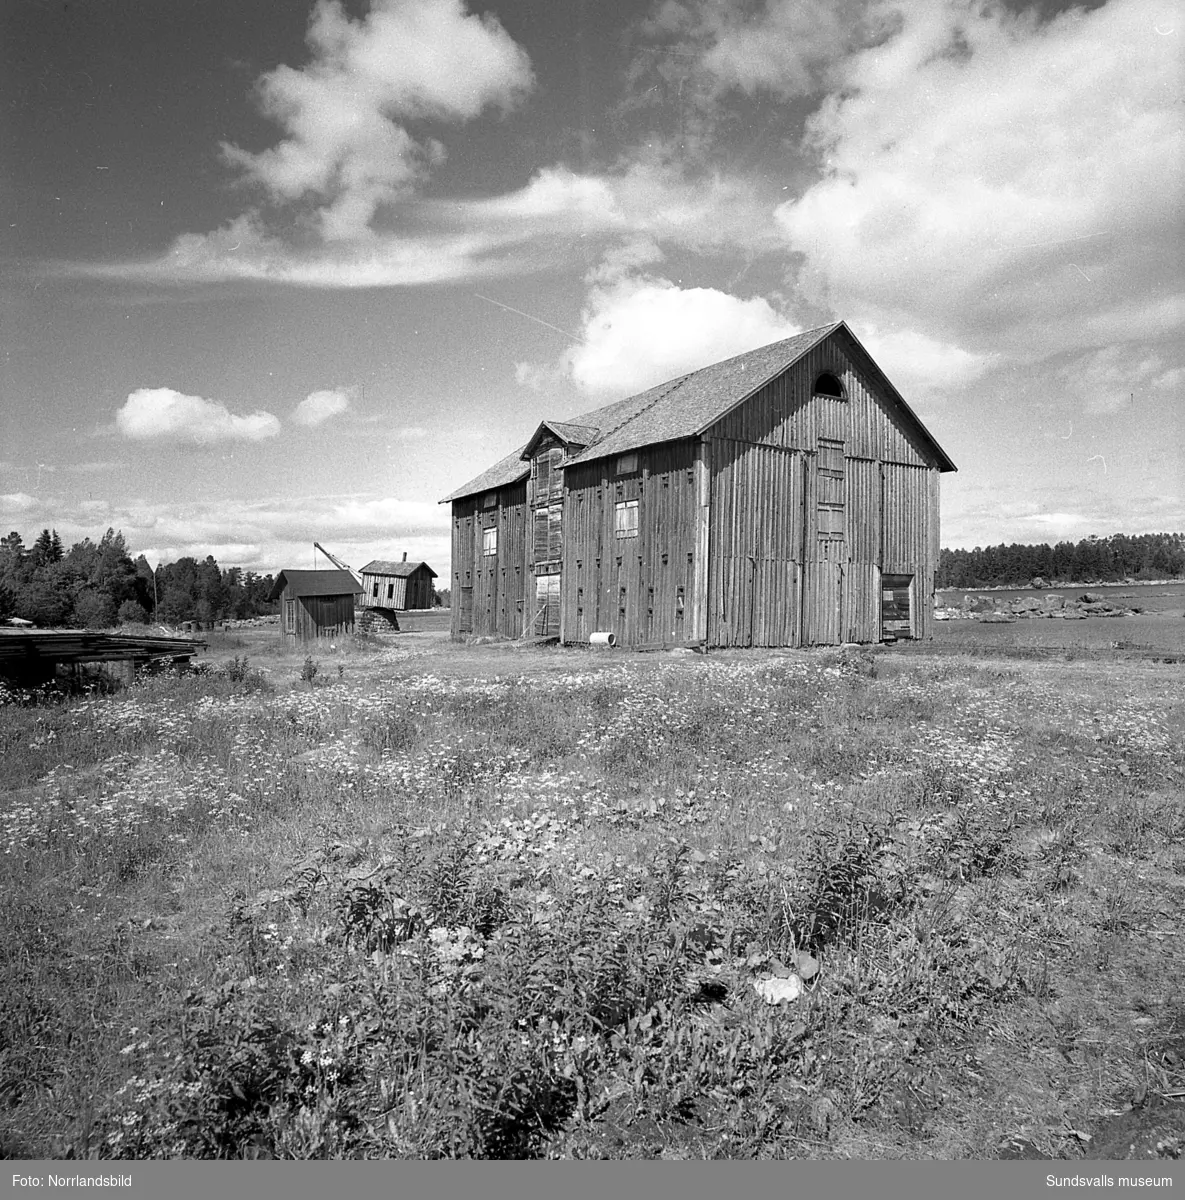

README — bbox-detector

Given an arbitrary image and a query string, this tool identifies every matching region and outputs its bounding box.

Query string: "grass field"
[1,619,1183,1160]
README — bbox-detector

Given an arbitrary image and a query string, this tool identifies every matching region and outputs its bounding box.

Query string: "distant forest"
[4,525,1183,628]
[0,527,278,629]
[936,532,1185,589]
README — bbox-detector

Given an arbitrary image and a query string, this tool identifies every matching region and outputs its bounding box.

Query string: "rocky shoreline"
[935,592,1139,622]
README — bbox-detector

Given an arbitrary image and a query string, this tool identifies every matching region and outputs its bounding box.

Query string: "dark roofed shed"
[270,569,361,645]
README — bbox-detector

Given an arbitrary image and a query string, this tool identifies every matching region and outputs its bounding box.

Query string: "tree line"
[936,532,1185,589]
[0,527,278,628]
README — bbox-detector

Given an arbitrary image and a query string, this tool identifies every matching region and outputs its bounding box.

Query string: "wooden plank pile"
[0,630,207,672]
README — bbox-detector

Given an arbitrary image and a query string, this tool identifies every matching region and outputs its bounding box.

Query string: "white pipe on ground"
[589,631,617,647]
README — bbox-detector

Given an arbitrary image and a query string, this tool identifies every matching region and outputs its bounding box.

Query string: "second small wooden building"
[358,556,438,611]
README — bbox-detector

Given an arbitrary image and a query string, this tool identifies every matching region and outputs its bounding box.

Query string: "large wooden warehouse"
[442,322,956,649]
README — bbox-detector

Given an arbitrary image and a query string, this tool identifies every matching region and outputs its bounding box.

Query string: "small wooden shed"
[269,569,362,646]
[358,556,438,611]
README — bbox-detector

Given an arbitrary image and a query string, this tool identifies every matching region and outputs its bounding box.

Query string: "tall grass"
[1,645,1182,1159]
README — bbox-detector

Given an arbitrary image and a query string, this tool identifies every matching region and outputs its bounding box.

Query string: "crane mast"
[313,542,363,586]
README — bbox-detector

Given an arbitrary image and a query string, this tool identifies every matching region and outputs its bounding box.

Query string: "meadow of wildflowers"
[0,637,1182,1160]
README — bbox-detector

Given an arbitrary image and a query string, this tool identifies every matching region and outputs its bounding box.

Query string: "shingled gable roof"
[268,569,362,601]
[522,419,600,457]
[359,559,438,578]
[440,321,954,503]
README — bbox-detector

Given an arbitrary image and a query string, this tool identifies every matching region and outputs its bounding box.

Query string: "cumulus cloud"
[774,0,1185,364]
[652,0,867,99]
[293,388,352,427]
[222,0,533,240]
[524,270,799,398]
[116,388,282,444]
[858,325,992,399]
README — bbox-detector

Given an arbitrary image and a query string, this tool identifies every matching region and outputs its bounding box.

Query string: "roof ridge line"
[592,372,693,448]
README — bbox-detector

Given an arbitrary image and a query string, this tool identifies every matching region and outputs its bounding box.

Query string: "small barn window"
[482,526,498,556]
[616,453,638,476]
[818,438,845,480]
[813,372,846,399]
[372,583,379,598]
[387,583,394,599]
[615,499,639,538]
[817,503,845,540]
[532,446,564,503]
[482,492,496,509]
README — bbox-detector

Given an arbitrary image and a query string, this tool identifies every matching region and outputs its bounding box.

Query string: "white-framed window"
[482,526,498,556]
[616,452,638,476]
[615,498,639,538]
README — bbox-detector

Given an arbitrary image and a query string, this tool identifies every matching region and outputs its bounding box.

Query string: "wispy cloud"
[0,492,39,514]
[116,388,282,444]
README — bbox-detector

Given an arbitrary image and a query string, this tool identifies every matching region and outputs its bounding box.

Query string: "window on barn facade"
[818,438,845,480]
[372,583,380,598]
[817,502,845,541]
[532,503,562,566]
[813,372,846,399]
[482,526,498,556]
[615,498,639,538]
[482,492,496,509]
[616,452,638,476]
[387,583,394,599]
[532,446,565,504]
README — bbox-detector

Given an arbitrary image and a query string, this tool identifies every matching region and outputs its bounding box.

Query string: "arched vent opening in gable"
[813,372,846,399]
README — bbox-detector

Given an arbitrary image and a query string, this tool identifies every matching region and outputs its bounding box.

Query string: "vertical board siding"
[563,440,697,647]
[706,339,941,646]
[452,329,946,648]
[707,437,805,647]
[711,335,938,469]
[360,569,434,612]
[881,463,931,640]
[451,481,528,639]
[280,587,356,644]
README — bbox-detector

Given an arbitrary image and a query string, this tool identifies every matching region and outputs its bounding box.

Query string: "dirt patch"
[1082,1097,1183,1160]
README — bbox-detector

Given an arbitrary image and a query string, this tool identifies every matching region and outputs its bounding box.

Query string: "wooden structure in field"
[358,555,438,611]
[442,322,956,648]
[269,569,361,646]
[0,629,207,683]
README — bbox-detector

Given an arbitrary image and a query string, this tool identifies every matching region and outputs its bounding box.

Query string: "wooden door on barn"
[881,574,913,640]
[283,599,297,648]
[458,586,474,634]
[534,573,560,637]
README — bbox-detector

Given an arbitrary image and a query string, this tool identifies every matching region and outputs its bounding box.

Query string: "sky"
[1,0,1181,580]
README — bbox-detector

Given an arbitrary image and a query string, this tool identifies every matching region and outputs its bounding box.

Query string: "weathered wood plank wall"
[563,439,697,647]
[707,332,942,646]
[451,481,528,638]
[279,591,355,645]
